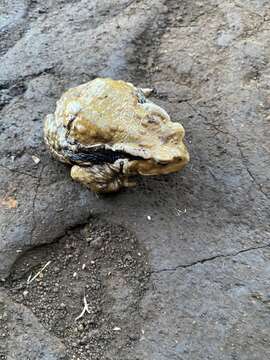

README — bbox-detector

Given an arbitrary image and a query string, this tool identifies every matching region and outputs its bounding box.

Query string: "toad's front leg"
[70,160,136,193]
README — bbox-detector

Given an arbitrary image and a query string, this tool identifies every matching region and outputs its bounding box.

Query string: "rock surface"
[0,0,270,359]
[0,290,66,360]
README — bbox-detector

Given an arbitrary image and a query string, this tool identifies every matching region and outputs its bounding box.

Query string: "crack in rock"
[187,101,269,200]
[236,142,269,200]
[0,164,39,179]
[151,243,270,274]
[30,165,45,245]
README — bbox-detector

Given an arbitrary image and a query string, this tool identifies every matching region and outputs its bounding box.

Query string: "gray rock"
[130,248,270,359]
[1,0,270,358]
[0,290,66,359]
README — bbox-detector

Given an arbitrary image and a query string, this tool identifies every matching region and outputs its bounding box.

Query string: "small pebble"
[124,254,132,262]
[32,155,41,164]
[78,324,84,332]
[113,326,121,331]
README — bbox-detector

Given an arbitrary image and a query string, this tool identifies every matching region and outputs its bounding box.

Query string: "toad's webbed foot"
[70,160,136,193]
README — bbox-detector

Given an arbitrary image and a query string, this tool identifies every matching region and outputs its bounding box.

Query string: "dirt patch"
[4,220,150,359]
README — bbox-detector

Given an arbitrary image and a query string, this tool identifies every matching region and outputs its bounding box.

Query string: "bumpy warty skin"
[44,78,189,193]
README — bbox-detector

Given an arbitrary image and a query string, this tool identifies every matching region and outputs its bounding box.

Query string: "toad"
[44,78,189,193]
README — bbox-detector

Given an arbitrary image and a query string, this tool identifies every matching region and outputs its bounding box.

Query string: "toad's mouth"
[129,157,188,176]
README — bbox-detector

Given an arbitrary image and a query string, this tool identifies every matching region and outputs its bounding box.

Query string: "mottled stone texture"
[0,291,66,360]
[0,0,269,359]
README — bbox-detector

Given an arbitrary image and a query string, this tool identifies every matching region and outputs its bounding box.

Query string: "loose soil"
[5,220,150,360]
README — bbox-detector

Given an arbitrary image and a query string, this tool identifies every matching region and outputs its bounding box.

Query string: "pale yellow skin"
[44,78,189,193]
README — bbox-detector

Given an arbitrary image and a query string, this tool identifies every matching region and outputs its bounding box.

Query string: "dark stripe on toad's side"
[65,148,142,166]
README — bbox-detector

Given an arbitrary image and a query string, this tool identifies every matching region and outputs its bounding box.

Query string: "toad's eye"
[147,117,160,125]
[142,114,162,127]
[148,114,163,125]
